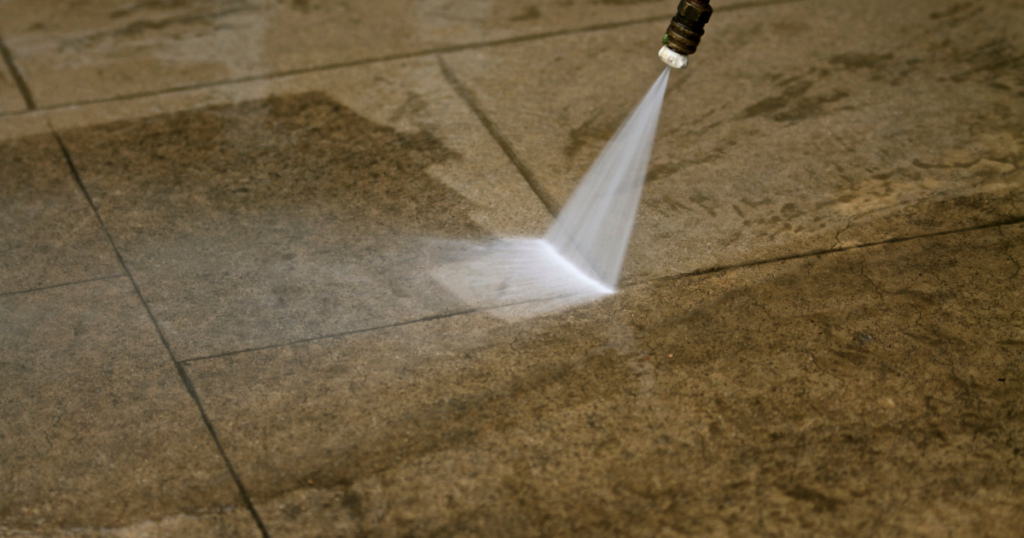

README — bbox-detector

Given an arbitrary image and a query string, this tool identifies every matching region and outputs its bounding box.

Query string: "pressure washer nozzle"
[658,45,688,69]
[663,0,713,58]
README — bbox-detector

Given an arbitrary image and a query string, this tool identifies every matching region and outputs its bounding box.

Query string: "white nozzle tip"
[658,45,688,69]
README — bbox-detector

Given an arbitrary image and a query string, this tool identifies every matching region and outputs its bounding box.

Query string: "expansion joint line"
[0,34,35,110]
[437,55,561,218]
[50,128,272,538]
[650,216,1024,285]
[0,274,124,299]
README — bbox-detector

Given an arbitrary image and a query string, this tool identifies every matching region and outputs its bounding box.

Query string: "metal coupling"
[664,0,713,56]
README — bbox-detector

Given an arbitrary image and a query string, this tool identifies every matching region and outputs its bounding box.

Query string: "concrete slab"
[56,56,551,360]
[441,0,1024,283]
[0,133,121,295]
[184,223,1024,537]
[0,0,773,108]
[2,1,1021,534]
[0,278,260,537]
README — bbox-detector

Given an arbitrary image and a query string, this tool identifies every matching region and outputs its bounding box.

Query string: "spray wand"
[659,0,713,69]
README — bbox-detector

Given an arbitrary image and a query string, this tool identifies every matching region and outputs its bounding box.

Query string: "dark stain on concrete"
[510,5,541,22]
[829,52,894,70]
[688,193,718,217]
[772,89,849,122]
[929,2,986,28]
[58,91,477,359]
[565,112,617,159]
[930,3,979,20]
[649,194,693,216]
[950,39,1024,85]
[388,90,429,123]
[65,1,255,51]
[741,70,849,122]
[110,0,204,19]
[287,0,314,13]
[741,197,774,208]
[779,202,805,220]
[784,485,845,513]
[68,91,469,234]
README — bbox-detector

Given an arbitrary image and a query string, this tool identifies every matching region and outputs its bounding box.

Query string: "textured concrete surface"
[185,223,1024,537]
[1,0,1022,536]
[441,0,1024,283]
[0,0,767,108]
[0,134,121,294]
[0,279,260,537]
[55,56,550,360]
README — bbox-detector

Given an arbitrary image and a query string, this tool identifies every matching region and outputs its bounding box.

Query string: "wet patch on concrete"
[741,68,850,122]
[186,223,1024,537]
[60,92,480,359]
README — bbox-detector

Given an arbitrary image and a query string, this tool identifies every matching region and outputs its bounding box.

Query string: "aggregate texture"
[0,0,1022,535]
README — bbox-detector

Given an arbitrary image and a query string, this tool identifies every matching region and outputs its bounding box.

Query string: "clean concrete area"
[1,0,1021,536]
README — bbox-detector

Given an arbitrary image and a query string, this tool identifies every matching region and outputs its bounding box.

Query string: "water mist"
[431,68,672,320]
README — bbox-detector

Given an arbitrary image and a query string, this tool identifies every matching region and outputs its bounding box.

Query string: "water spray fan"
[540,0,717,293]
[433,1,716,319]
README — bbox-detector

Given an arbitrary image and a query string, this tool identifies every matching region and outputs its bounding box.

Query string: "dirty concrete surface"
[1,0,1022,537]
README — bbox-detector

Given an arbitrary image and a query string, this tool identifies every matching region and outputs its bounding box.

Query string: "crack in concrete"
[859,261,884,302]
[833,217,853,249]
[998,226,1022,279]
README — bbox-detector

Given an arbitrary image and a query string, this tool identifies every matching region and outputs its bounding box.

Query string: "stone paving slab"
[0,0,771,108]
[0,278,260,537]
[0,58,25,113]
[0,133,121,295]
[56,56,550,360]
[441,0,1024,284]
[185,223,1024,537]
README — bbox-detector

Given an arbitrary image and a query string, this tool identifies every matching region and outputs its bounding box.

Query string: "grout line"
[182,282,617,364]
[180,306,482,364]
[171,362,272,537]
[0,274,125,299]
[437,55,561,218]
[180,214,1024,365]
[647,216,1024,285]
[0,34,35,110]
[50,129,273,538]
[186,216,1024,364]
[0,0,806,119]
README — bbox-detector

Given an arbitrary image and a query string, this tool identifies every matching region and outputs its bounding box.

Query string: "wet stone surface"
[61,92,481,360]
[0,0,768,108]
[0,134,121,295]
[1,0,1022,535]
[186,224,1024,537]
[441,0,1024,283]
[0,278,260,537]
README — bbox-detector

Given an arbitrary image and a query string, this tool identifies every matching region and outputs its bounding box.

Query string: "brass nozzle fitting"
[664,0,713,56]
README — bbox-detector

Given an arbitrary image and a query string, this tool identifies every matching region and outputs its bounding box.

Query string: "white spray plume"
[432,68,671,320]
